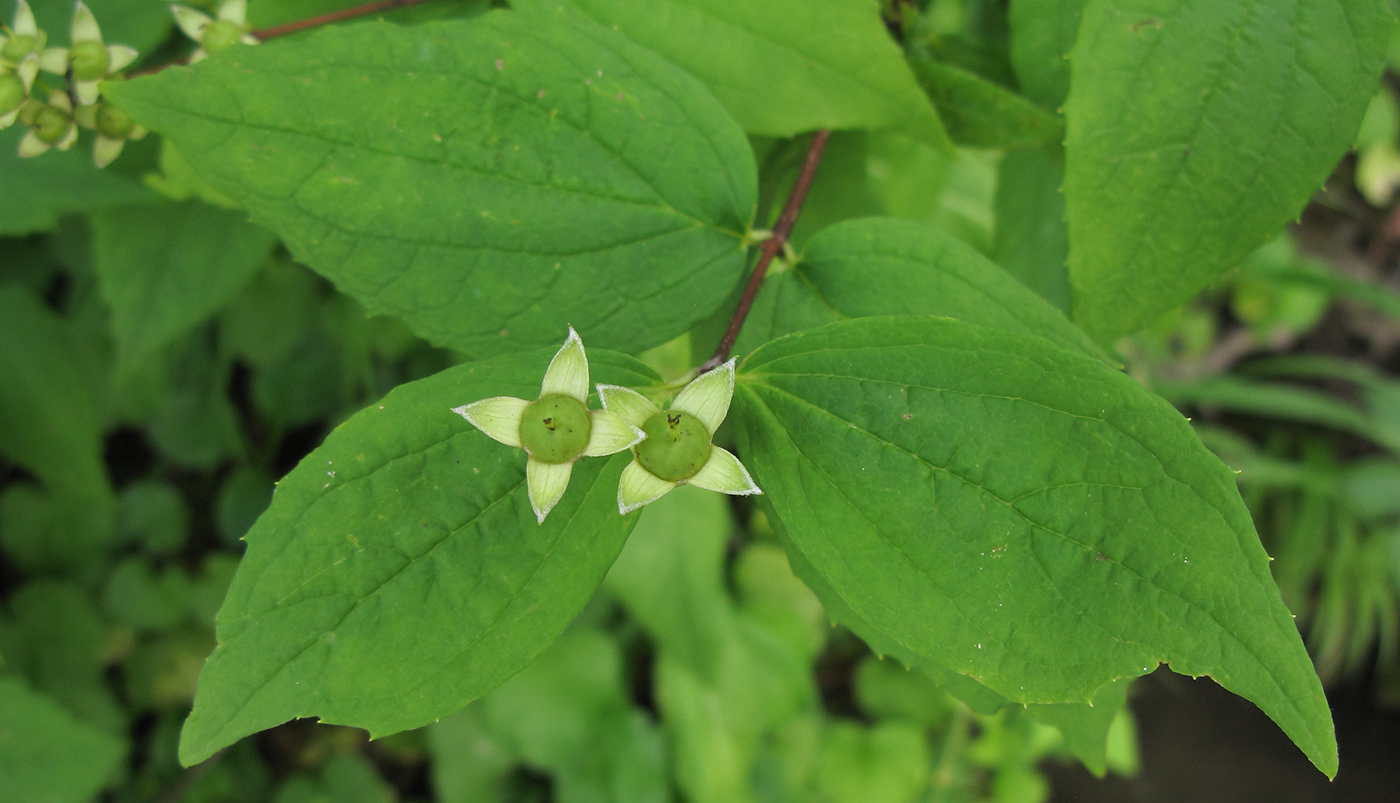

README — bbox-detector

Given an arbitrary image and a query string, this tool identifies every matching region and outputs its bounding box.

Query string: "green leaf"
[142,337,245,469]
[811,721,929,803]
[519,0,954,150]
[0,677,126,803]
[1155,374,1400,455]
[734,217,1103,361]
[993,147,1071,313]
[733,317,1337,776]
[104,10,756,358]
[1,582,126,734]
[607,490,819,803]
[605,485,733,681]
[0,287,114,552]
[116,479,191,556]
[177,348,657,765]
[427,707,516,803]
[1008,0,1089,108]
[1065,0,1394,343]
[92,202,278,376]
[1024,677,1130,776]
[909,58,1063,149]
[0,130,155,236]
[476,628,669,803]
[103,557,193,631]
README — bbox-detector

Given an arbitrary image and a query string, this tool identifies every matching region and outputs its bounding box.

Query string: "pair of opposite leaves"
[452,328,760,523]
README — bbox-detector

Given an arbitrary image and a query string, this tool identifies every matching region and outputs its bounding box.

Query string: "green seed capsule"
[32,103,70,143]
[2,33,39,62]
[70,40,111,81]
[94,102,135,138]
[519,394,591,464]
[0,74,25,116]
[202,20,244,55]
[635,411,712,482]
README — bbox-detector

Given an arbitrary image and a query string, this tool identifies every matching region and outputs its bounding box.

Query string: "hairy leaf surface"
[1065,0,1392,342]
[177,349,657,764]
[520,0,953,150]
[105,10,755,357]
[733,317,1336,775]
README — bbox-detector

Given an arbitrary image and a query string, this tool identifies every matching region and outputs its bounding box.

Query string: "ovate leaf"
[1065,0,1393,342]
[993,147,1072,313]
[177,349,657,764]
[520,0,953,150]
[0,287,114,548]
[733,317,1336,775]
[0,677,125,803]
[104,10,756,357]
[1008,0,1089,108]
[477,629,669,803]
[734,218,1103,361]
[92,202,278,375]
[910,58,1063,150]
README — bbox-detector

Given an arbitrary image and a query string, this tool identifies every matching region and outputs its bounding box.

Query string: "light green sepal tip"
[670,358,735,434]
[526,457,572,524]
[617,459,676,514]
[688,446,760,496]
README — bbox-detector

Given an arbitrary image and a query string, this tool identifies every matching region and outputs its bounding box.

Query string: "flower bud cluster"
[2,1,144,166]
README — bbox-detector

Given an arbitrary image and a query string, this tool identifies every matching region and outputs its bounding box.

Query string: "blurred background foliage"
[3,0,1400,801]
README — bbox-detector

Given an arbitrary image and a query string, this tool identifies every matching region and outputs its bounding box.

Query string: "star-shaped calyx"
[452,327,643,524]
[599,358,760,514]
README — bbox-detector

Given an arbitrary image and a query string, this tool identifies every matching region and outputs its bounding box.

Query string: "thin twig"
[254,0,446,41]
[703,129,830,371]
[128,0,450,75]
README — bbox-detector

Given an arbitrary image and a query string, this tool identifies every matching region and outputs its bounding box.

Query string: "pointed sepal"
[453,396,528,448]
[597,384,660,429]
[583,409,644,457]
[538,325,589,402]
[671,358,736,434]
[527,457,572,524]
[687,446,760,496]
[617,459,676,514]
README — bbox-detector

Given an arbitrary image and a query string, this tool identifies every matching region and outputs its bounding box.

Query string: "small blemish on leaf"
[902,413,912,420]
[495,58,505,70]
[1129,18,1161,32]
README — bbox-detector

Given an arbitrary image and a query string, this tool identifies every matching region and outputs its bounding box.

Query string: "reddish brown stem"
[703,129,830,371]
[254,0,445,40]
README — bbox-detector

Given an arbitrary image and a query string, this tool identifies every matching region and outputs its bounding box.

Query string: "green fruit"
[32,102,71,144]
[70,40,111,81]
[635,411,712,482]
[95,102,135,138]
[202,20,244,55]
[519,394,591,464]
[0,73,25,115]
[2,33,39,62]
